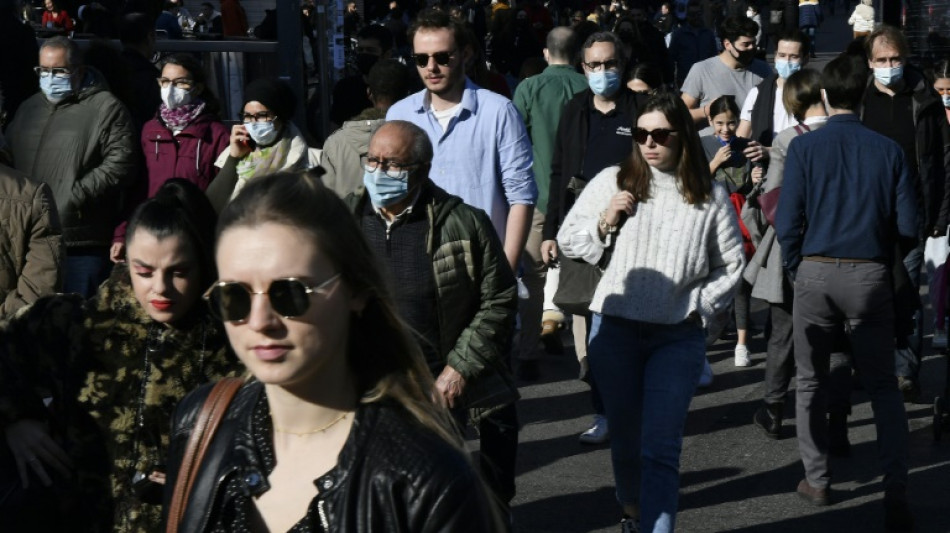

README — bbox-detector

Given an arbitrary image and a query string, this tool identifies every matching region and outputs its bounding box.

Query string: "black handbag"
[553,236,618,316]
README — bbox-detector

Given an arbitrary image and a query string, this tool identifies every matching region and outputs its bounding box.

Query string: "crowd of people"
[0,0,947,532]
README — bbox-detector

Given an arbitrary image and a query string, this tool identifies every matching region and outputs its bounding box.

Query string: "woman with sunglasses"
[111,54,230,263]
[165,172,502,532]
[205,78,309,213]
[557,91,743,533]
[0,179,238,533]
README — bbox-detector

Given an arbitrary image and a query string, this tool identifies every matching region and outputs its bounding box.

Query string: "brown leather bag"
[165,378,244,533]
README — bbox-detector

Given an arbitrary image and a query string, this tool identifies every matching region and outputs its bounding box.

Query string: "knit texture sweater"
[557,165,744,326]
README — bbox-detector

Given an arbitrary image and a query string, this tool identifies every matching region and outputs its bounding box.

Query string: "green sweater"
[513,64,588,216]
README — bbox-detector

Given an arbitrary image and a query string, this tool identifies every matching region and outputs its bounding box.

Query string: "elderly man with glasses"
[6,36,136,298]
[343,120,520,516]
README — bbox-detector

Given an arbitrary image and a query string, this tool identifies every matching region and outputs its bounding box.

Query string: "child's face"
[711,111,738,140]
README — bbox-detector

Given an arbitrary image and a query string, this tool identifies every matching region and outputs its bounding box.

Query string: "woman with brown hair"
[557,90,744,533]
[164,172,502,532]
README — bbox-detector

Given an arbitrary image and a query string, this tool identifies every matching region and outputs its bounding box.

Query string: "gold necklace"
[273,412,348,437]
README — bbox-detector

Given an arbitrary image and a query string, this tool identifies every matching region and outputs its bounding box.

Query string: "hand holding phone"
[229,124,254,158]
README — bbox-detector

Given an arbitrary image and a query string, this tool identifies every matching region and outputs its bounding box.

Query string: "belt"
[803,256,879,264]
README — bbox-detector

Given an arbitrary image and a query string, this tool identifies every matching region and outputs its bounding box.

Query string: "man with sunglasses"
[542,31,646,444]
[6,36,136,298]
[344,120,521,515]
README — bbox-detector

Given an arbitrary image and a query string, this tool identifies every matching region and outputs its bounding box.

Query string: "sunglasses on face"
[633,127,677,145]
[413,50,457,68]
[203,274,341,322]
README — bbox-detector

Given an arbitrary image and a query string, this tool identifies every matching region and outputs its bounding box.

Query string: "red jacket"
[113,113,229,243]
[41,10,73,31]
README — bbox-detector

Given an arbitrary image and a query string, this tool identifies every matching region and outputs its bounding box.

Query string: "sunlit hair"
[125,178,218,289]
[864,24,909,60]
[782,68,822,122]
[615,90,711,205]
[934,58,950,81]
[215,171,461,445]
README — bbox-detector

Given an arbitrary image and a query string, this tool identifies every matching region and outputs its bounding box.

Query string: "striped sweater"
[557,165,745,326]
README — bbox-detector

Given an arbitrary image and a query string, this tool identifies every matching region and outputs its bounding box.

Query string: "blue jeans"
[588,313,705,533]
[65,249,111,298]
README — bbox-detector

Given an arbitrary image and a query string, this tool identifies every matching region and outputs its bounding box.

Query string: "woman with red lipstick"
[164,172,503,532]
[0,180,238,533]
[557,91,744,532]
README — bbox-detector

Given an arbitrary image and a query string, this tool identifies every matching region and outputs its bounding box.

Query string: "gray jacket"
[321,108,385,197]
[743,118,826,303]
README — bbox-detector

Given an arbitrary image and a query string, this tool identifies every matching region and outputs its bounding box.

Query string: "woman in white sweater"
[847,0,875,39]
[557,91,744,533]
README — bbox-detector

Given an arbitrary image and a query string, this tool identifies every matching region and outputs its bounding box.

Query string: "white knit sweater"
[557,165,745,326]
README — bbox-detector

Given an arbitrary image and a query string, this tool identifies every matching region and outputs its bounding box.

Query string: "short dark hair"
[782,68,822,121]
[625,62,661,89]
[366,59,410,103]
[408,8,470,53]
[776,29,810,59]
[864,24,910,60]
[718,15,759,45]
[357,24,394,54]
[821,53,868,111]
[582,32,628,72]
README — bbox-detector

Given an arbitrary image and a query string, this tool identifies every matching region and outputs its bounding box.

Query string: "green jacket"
[7,69,138,248]
[345,183,519,417]
[0,264,239,532]
[513,64,589,216]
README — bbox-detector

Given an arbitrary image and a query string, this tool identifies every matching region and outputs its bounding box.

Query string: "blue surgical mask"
[363,168,410,207]
[39,75,73,103]
[775,59,801,79]
[587,70,621,97]
[244,121,279,146]
[873,65,903,87]
[942,94,950,108]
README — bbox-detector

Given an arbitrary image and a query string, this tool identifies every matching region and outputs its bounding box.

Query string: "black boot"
[828,412,851,457]
[753,402,783,439]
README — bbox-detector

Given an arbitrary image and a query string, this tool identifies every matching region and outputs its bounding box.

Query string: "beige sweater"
[557,165,744,326]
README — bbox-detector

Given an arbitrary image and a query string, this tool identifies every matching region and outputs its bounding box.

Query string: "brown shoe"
[797,479,829,506]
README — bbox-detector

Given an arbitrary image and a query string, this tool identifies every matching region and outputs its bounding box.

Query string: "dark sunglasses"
[413,50,457,68]
[203,275,340,322]
[633,128,677,145]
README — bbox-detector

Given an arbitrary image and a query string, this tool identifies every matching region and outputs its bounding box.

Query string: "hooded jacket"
[7,68,138,248]
[0,164,64,316]
[345,182,520,418]
[321,107,386,197]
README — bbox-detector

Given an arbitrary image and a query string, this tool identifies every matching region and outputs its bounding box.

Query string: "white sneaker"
[698,358,714,388]
[734,344,751,367]
[579,415,609,444]
[934,329,947,349]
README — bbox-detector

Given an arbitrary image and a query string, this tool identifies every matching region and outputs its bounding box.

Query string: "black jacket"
[862,67,950,235]
[163,381,498,532]
[749,72,780,147]
[543,88,645,240]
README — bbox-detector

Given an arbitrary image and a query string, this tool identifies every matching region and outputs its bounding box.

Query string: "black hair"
[126,179,218,289]
[160,53,222,118]
[408,8,470,54]
[582,31,628,72]
[718,15,759,45]
[776,29,810,58]
[366,59,411,103]
[626,62,662,89]
[782,68,823,121]
[119,12,154,45]
[821,53,868,111]
[356,24,394,54]
[709,94,740,118]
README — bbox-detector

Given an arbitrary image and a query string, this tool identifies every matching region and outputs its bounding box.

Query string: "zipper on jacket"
[317,499,329,530]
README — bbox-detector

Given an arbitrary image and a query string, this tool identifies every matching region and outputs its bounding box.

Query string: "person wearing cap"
[206,78,309,213]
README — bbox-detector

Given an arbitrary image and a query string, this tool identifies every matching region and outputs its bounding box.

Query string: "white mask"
[160,86,192,109]
[942,94,950,108]
[746,9,755,17]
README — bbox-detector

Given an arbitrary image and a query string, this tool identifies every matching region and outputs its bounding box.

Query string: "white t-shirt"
[432,103,461,132]
[740,85,796,141]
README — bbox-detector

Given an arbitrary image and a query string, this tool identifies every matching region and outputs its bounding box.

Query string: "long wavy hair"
[215,171,461,445]
[616,90,712,205]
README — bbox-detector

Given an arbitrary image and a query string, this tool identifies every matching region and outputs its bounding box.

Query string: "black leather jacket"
[163,381,499,532]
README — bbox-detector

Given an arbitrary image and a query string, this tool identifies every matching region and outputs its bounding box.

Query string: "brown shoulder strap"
[165,377,244,533]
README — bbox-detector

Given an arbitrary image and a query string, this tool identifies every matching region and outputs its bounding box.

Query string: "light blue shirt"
[386,78,537,240]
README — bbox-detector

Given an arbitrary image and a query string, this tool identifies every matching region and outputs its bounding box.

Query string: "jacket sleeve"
[412,457,502,533]
[542,105,569,240]
[932,113,950,233]
[775,139,807,272]
[697,186,745,325]
[444,209,517,382]
[556,168,617,265]
[206,156,240,214]
[0,182,64,316]
[72,99,138,208]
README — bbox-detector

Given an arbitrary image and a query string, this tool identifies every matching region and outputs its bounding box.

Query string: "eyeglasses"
[157,77,194,90]
[583,59,620,72]
[360,154,420,178]
[34,67,71,79]
[633,128,677,145]
[240,112,276,123]
[412,49,457,68]
[203,275,341,322]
